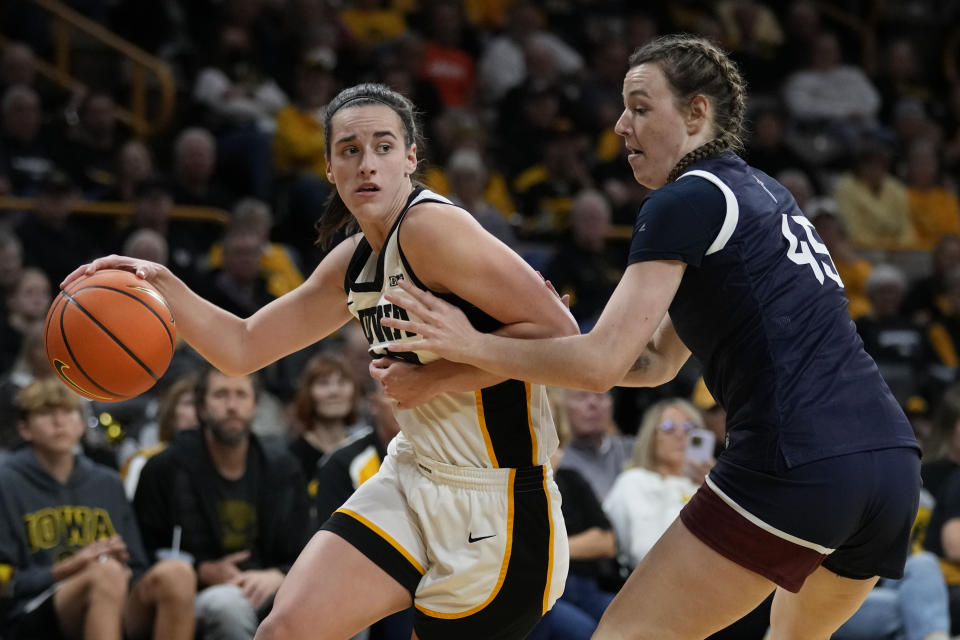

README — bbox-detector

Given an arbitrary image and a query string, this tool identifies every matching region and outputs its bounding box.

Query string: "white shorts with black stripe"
[321,435,568,640]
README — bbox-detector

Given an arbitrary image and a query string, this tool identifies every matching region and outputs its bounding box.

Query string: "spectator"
[15,169,102,285]
[170,127,235,214]
[833,137,915,250]
[807,198,873,319]
[833,551,950,640]
[926,267,960,376]
[0,84,56,197]
[904,235,960,327]
[196,228,276,318]
[123,228,169,266]
[272,48,337,183]
[288,354,361,509]
[207,198,305,298]
[114,175,203,286]
[905,141,960,252]
[875,38,935,125]
[58,90,124,199]
[527,388,617,640]
[338,0,408,51]
[476,0,583,105]
[418,1,476,109]
[314,381,400,523]
[742,101,820,193]
[922,444,960,632]
[443,147,517,248]
[0,322,47,448]
[0,226,24,314]
[271,48,336,267]
[421,109,516,220]
[0,378,196,640]
[193,25,288,136]
[0,266,50,375]
[856,264,939,404]
[776,168,814,215]
[106,139,154,202]
[0,42,35,96]
[543,189,622,330]
[121,372,201,499]
[602,399,703,571]
[512,122,594,240]
[782,31,881,165]
[313,382,410,639]
[133,365,310,640]
[557,388,633,502]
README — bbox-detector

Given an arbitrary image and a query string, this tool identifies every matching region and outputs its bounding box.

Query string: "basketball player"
[62,83,576,640]
[378,36,922,640]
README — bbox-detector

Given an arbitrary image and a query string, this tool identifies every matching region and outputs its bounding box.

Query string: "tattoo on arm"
[631,352,651,372]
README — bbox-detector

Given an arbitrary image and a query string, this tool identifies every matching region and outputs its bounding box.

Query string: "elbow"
[580,366,619,393]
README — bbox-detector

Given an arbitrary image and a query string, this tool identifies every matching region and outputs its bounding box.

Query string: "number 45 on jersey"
[781,214,844,287]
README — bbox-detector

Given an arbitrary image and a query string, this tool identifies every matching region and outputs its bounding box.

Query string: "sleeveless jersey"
[345,187,558,468]
[628,153,918,469]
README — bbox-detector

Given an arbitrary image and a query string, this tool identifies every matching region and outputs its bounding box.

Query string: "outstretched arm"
[381,259,685,392]
[60,237,359,376]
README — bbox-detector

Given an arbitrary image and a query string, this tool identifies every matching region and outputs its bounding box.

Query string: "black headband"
[334,95,395,113]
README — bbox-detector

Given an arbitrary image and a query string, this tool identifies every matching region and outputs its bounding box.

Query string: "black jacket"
[133,429,309,573]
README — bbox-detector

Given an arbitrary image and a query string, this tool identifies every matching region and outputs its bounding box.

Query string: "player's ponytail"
[628,35,747,183]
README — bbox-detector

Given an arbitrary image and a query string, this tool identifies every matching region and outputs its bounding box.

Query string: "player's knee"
[144,559,197,604]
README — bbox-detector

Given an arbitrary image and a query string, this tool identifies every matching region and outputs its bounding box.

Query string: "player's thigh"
[769,565,878,640]
[592,518,776,640]
[260,530,413,639]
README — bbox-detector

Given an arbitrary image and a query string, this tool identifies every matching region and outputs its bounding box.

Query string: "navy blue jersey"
[628,152,918,468]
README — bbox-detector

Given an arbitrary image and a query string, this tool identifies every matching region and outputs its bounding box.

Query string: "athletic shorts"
[7,586,64,640]
[680,446,921,592]
[321,436,568,640]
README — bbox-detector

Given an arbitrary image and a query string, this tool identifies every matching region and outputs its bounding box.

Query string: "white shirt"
[603,467,699,569]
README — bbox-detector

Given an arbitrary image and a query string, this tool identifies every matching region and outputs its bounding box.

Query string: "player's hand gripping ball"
[44,269,177,401]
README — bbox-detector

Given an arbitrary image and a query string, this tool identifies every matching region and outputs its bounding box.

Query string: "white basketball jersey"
[345,187,558,468]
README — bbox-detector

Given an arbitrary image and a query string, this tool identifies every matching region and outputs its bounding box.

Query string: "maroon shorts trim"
[680,479,829,592]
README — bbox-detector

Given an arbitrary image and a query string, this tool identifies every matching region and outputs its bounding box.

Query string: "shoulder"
[641,175,727,217]
[400,199,478,245]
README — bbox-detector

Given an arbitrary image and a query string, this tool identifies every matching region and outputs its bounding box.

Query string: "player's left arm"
[618,312,691,387]
[395,203,579,392]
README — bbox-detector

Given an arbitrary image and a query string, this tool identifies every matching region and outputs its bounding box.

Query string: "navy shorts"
[680,446,921,592]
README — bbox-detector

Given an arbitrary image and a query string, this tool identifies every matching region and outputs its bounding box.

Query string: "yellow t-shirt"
[273,105,327,178]
[908,187,960,251]
[835,173,916,250]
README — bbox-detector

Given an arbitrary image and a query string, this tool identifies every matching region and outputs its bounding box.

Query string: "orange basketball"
[44,269,177,402]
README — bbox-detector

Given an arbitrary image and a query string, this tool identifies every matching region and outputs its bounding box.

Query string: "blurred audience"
[557,388,632,502]
[133,365,309,640]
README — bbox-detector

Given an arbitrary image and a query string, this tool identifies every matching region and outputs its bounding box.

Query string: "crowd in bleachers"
[5,0,960,638]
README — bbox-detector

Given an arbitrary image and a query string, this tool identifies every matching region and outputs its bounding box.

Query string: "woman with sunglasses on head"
[602,399,703,572]
[379,34,921,639]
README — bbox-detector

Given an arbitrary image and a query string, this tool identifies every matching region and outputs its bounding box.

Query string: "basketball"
[44,269,177,402]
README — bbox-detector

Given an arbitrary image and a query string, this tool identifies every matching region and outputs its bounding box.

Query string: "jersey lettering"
[781,214,843,287]
[357,303,414,344]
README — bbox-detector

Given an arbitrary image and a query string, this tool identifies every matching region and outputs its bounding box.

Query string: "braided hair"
[315,83,424,249]
[628,35,747,184]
